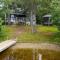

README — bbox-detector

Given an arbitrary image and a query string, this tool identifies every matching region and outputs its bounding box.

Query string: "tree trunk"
[30,11,36,33]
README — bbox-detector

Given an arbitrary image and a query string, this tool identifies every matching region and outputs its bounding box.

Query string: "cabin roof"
[43,14,52,17]
[10,13,26,17]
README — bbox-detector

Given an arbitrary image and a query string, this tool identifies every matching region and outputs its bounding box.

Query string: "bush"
[51,32,60,43]
[53,19,60,31]
[0,18,7,41]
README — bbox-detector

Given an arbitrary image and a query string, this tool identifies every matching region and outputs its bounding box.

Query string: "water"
[0,48,60,60]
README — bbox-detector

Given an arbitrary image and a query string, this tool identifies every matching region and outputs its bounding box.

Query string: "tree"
[22,0,37,33]
[36,0,52,24]
[0,0,60,26]
[50,0,60,22]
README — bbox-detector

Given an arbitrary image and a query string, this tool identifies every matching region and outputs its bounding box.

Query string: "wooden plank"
[0,40,16,52]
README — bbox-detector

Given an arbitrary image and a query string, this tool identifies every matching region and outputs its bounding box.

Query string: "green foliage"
[50,0,60,23]
[36,0,60,24]
[0,0,60,24]
[36,0,52,23]
[0,18,7,41]
[51,32,60,43]
[53,19,60,30]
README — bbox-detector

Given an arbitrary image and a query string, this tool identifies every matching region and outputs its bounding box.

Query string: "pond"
[0,48,60,60]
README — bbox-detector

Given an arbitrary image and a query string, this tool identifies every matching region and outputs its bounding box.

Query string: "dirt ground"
[11,43,60,51]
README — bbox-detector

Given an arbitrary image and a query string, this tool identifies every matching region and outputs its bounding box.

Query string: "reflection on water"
[0,48,33,60]
[0,48,60,60]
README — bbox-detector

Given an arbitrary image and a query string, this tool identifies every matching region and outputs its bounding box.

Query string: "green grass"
[0,48,60,60]
[36,25,58,32]
[17,32,50,43]
[4,25,20,39]
[0,25,18,42]
[0,26,9,42]
[1,25,60,44]
[17,25,60,43]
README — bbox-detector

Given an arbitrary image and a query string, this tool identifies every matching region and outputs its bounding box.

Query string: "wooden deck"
[0,40,16,52]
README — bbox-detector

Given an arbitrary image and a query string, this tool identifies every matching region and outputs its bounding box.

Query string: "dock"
[0,40,16,52]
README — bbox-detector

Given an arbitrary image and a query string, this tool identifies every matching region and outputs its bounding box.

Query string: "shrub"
[0,18,7,41]
[51,32,60,43]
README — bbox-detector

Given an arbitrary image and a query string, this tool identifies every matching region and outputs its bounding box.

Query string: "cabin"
[42,14,52,26]
[5,8,26,25]
[5,8,36,25]
[6,13,26,25]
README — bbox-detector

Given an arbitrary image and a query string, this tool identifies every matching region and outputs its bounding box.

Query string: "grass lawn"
[17,32,49,43]
[3,25,60,44]
[17,25,60,44]
[36,25,58,32]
